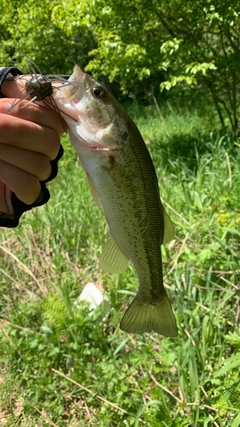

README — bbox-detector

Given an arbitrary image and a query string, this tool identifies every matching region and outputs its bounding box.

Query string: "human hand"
[0,94,63,214]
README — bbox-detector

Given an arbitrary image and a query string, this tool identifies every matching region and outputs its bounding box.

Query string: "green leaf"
[213,355,240,378]
[232,413,240,427]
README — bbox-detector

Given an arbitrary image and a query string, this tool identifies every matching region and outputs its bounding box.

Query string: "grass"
[0,101,239,426]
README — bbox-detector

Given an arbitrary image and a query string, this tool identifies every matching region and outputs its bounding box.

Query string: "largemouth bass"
[54,65,178,337]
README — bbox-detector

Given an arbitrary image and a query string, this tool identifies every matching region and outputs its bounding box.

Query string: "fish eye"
[92,86,104,98]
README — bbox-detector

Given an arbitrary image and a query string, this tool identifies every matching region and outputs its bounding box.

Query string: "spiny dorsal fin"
[99,234,129,274]
[162,206,175,244]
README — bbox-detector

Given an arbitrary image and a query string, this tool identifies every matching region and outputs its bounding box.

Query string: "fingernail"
[0,100,12,112]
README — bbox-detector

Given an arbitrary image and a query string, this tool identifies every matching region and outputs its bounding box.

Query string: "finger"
[1,75,26,99]
[1,76,66,135]
[0,97,64,136]
[0,180,8,213]
[0,143,52,181]
[0,160,41,205]
[2,74,63,99]
[0,108,61,161]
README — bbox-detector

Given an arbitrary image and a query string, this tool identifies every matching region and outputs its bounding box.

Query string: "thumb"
[0,99,13,113]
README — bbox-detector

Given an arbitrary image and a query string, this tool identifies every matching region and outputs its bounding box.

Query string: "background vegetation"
[1,0,240,133]
[0,1,239,426]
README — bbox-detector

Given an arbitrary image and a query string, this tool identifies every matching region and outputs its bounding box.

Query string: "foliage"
[0,104,239,426]
[0,0,94,74]
[51,0,240,133]
[1,1,239,131]
[0,2,239,423]
[157,2,240,134]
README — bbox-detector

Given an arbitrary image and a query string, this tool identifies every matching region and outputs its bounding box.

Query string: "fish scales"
[54,65,178,337]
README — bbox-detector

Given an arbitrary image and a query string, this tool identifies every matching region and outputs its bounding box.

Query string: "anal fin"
[162,206,175,244]
[99,234,129,274]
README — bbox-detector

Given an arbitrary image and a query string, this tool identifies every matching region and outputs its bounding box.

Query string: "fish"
[54,65,178,337]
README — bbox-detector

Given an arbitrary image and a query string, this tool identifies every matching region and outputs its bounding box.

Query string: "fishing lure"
[5,60,71,131]
[25,75,53,101]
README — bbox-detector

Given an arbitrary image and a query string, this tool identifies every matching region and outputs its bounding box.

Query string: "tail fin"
[120,292,178,337]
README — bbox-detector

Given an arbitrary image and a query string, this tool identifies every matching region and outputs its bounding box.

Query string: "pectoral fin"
[99,234,129,274]
[162,206,175,244]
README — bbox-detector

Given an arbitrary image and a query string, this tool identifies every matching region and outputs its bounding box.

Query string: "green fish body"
[54,65,178,337]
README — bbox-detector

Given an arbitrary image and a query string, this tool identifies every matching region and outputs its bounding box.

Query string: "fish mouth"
[56,65,86,103]
[68,65,86,92]
[69,65,85,84]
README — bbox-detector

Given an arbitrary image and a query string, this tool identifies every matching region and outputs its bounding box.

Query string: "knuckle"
[46,132,61,160]
[25,175,39,193]
[0,115,16,137]
[35,155,51,180]
[21,176,40,204]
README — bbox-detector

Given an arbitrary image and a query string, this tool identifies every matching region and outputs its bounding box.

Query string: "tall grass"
[0,102,239,426]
